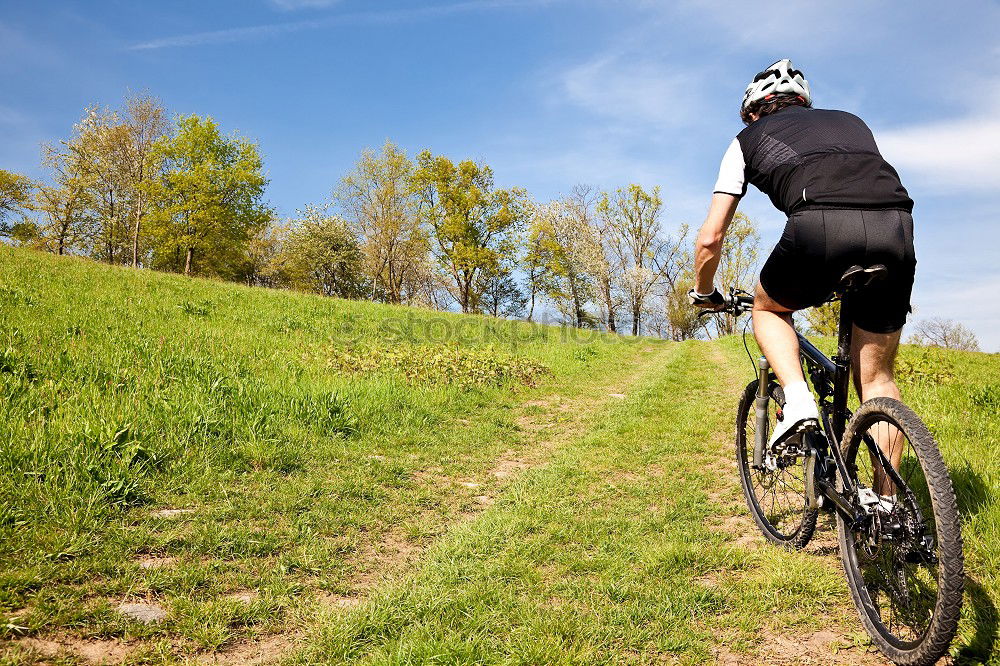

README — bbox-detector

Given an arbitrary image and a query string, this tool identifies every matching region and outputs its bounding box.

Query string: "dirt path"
[701,341,893,666]
[1,342,676,666]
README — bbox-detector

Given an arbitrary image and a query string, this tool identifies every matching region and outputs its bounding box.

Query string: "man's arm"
[693,193,740,295]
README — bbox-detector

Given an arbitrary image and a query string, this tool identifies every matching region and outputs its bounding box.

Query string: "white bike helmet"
[741,59,812,112]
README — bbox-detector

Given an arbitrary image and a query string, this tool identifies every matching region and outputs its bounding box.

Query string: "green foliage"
[708,212,759,337]
[145,114,270,277]
[803,300,840,336]
[896,346,956,385]
[271,205,367,298]
[323,343,551,388]
[178,299,213,317]
[412,150,529,312]
[0,168,34,234]
[336,140,427,305]
[969,384,1000,410]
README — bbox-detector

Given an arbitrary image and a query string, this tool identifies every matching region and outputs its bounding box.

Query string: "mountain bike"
[712,264,965,666]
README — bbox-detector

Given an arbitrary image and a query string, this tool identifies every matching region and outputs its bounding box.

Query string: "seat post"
[831,291,854,442]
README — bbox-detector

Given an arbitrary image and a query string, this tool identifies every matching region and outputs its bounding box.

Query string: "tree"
[119,94,169,267]
[531,198,594,327]
[41,94,168,265]
[273,206,366,298]
[145,115,270,277]
[238,218,285,288]
[0,169,34,237]
[478,266,527,318]
[804,301,840,337]
[522,214,555,322]
[662,250,706,341]
[61,105,131,263]
[336,141,427,304]
[907,317,981,352]
[412,151,528,313]
[34,149,97,256]
[597,184,683,336]
[707,212,760,337]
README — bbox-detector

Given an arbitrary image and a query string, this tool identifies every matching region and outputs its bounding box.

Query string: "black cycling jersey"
[728,106,913,215]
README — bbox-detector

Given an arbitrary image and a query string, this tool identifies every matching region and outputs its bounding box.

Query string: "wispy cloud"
[876,112,1000,193]
[130,0,552,50]
[560,55,700,130]
[911,272,1000,352]
[268,0,342,10]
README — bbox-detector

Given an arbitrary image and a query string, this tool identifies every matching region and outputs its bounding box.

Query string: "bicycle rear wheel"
[735,379,817,549]
[837,398,964,665]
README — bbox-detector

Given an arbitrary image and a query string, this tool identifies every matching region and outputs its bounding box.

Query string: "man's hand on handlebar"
[688,287,726,310]
[689,287,756,316]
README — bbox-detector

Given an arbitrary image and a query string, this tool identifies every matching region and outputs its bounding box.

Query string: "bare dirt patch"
[9,636,131,664]
[137,555,176,569]
[151,508,195,518]
[200,633,295,665]
[713,628,887,665]
[224,589,259,603]
[317,592,362,610]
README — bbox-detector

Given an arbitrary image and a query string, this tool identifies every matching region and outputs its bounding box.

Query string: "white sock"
[783,381,813,408]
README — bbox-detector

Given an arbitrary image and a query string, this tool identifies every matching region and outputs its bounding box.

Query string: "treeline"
[0,93,760,339]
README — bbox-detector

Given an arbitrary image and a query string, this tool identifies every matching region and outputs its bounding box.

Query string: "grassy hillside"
[0,246,997,665]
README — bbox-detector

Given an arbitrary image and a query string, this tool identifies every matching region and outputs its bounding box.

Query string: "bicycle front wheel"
[837,397,964,665]
[735,379,817,549]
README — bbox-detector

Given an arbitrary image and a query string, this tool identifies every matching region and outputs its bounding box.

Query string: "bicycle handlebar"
[696,288,755,318]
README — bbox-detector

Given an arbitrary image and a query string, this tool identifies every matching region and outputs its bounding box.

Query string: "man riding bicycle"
[691,60,915,505]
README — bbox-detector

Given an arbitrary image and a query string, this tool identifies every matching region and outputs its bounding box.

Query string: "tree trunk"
[131,191,143,268]
[631,308,640,336]
[184,247,194,275]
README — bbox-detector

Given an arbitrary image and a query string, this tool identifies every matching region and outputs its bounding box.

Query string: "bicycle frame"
[755,288,917,528]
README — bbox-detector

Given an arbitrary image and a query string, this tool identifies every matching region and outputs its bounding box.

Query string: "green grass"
[0,246,997,665]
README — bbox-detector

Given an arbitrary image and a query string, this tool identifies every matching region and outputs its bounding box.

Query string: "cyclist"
[690,60,915,500]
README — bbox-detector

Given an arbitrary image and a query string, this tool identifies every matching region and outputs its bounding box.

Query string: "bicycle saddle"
[838,264,887,291]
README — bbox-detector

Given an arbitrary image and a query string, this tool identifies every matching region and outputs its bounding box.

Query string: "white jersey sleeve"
[713,138,747,197]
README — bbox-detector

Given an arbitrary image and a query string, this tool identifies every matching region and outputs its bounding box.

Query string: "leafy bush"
[969,384,1000,410]
[178,299,213,317]
[322,343,551,388]
[288,391,357,437]
[896,347,955,386]
[0,286,36,306]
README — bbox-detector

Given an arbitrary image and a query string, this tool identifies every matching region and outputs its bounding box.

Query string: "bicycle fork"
[753,357,770,469]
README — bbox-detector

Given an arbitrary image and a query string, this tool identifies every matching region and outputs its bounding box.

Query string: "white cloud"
[876,114,1000,193]
[910,273,1000,352]
[130,0,555,49]
[560,55,698,129]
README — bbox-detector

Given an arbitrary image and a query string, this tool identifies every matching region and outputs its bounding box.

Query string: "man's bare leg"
[752,282,819,443]
[851,325,904,496]
[752,282,804,386]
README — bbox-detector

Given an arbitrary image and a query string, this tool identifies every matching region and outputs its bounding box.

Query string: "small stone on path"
[608,393,626,399]
[118,602,167,624]
[151,508,194,518]
[457,481,480,488]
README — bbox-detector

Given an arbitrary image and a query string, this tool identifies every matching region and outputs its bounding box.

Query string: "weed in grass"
[321,342,552,388]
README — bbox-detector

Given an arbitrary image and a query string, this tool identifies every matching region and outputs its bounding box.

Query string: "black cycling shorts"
[759,208,915,334]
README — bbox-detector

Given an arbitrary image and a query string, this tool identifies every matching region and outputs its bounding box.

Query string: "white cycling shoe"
[768,397,820,450]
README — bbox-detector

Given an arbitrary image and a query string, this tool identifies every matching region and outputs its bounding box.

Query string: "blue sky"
[2,0,999,349]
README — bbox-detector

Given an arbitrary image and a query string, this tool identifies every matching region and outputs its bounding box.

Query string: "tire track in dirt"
[201,342,680,666]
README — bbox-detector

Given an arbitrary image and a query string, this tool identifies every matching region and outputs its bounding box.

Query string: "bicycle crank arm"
[816,478,864,524]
